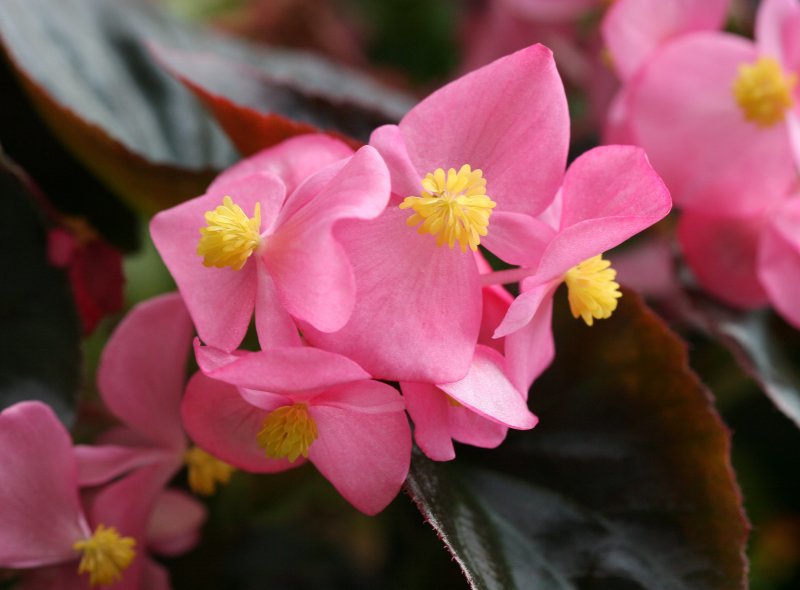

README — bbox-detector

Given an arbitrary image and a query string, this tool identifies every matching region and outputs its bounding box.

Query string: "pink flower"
[0,401,189,589]
[623,0,799,215]
[75,292,233,500]
[150,134,390,352]
[182,343,411,515]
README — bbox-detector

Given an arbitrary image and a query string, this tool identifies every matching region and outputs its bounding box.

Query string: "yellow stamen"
[73,524,136,587]
[733,56,797,127]
[257,404,318,462]
[399,165,496,252]
[563,254,622,326]
[197,196,261,270]
[184,445,235,496]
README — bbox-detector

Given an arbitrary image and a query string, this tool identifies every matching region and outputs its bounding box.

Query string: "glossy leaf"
[150,42,414,156]
[407,289,748,590]
[0,156,81,426]
[691,294,800,430]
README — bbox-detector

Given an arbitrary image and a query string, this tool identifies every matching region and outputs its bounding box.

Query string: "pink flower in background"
[0,402,184,589]
[301,44,571,384]
[624,0,798,214]
[182,344,411,515]
[151,135,390,352]
[76,292,233,500]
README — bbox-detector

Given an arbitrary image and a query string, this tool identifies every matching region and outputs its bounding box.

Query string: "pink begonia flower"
[0,401,182,589]
[500,0,601,23]
[302,44,570,384]
[494,146,671,390]
[75,292,233,501]
[150,134,390,352]
[625,0,799,215]
[182,343,411,515]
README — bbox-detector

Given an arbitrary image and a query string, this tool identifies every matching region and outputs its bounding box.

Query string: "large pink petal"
[678,210,769,309]
[210,133,353,197]
[756,0,800,71]
[482,211,556,267]
[369,124,423,202]
[254,263,302,349]
[478,258,514,353]
[603,0,730,80]
[74,445,178,487]
[98,292,192,450]
[400,44,569,217]
[150,172,286,351]
[438,345,537,429]
[494,278,559,338]
[181,372,299,473]
[535,145,671,281]
[303,207,481,383]
[758,199,800,328]
[147,489,206,557]
[194,342,370,393]
[0,402,89,568]
[504,283,556,395]
[401,382,456,461]
[313,380,406,415]
[265,146,391,332]
[308,405,411,515]
[448,408,509,450]
[630,32,795,214]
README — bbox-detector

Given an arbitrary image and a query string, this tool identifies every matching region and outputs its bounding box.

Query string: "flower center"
[73,524,136,587]
[563,255,621,326]
[197,196,262,270]
[733,57,797,127]
[184,445,236,496]
[257,403,318,462]
[399,165,496,252]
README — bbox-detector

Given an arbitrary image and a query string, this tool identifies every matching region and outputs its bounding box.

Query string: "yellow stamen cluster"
[563,255,622,326]
[73,524,136,587]
[257,404,318,462]
[400,165,496,252]
[197,196,262,270]
[733,56,797,127]
[184,445,236,496]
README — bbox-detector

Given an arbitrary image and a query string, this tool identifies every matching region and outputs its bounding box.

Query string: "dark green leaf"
[0,156,81,426]
[407,289,748,590]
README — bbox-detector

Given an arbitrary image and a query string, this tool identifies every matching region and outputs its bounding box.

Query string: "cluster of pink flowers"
[0,44,671,587]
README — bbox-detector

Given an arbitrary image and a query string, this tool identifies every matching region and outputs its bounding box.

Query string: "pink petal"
[756,0,800,71]
[265,146,391,332]
[210,133,353,197]
[479,274,514,354]
[313,380,407,415]
[142,559,172,590]
[181,372,299,473]
[758,199,800,328]
[438,345,537,429]
[401,382,456,461]
[603,87,638,145]
[678,210,769,309]
[603,0,730,80]
[400,44,569,217]
[254,263,302,349]
[98,292,192,451]
[150,172,286,351]
[147,489,206,557]
[494,278,559,338]
[369,124,424,203]
[448,408,509,450]
[504,282,556,395]
[630,32,795,215]
[303,206,481,383]
[194,342,370,393]
[0,402,89,568]
[534,145,671,282]
[482,211,556,267]
[308,404,411,515]
[501,0,599,22]
[74,445,178,487]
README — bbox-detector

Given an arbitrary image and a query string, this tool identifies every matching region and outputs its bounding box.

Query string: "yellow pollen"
[399,165,497,252]
[184,445,235,496]
[733,56,797,127]
[197,196,262,270]
[73,524,136,587]
[563,254,622,326]
[257,403,318,462]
